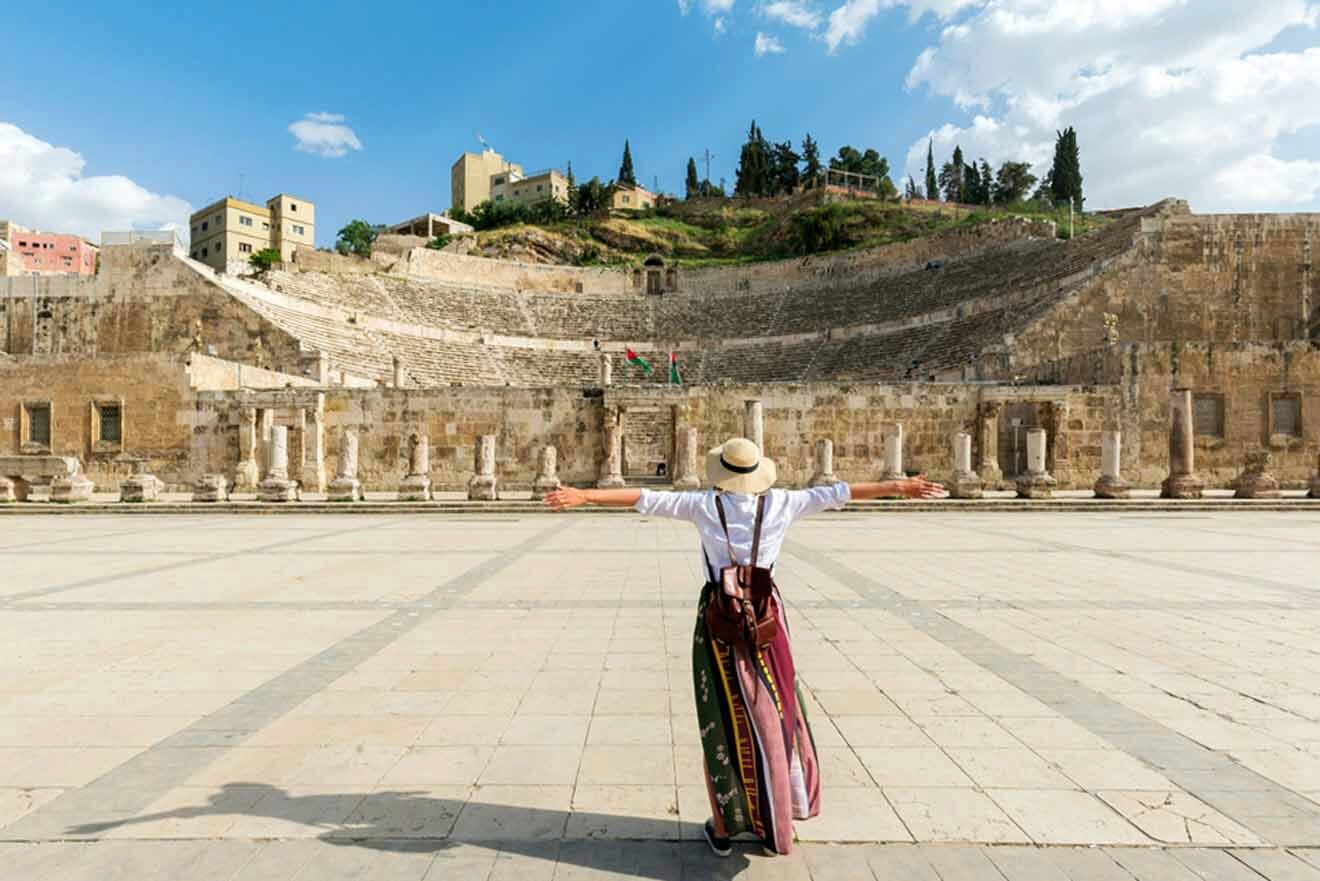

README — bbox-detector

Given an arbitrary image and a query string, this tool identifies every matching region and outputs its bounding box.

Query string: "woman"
[545,436,944,857]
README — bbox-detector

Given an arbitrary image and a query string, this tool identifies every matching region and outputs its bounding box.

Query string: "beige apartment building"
[490,169,570,207]
[451,150,522,214]
[611,182,656,211]
[188,194,315,271]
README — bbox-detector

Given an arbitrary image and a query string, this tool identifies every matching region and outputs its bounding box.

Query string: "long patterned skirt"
[691,581,821,854]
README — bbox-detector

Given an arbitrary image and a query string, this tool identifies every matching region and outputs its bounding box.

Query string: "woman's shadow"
[66,782,751,879]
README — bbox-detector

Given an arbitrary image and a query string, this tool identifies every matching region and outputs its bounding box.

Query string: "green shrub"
[248,247,282,272]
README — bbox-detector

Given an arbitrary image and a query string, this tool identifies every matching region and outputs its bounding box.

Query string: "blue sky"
[2,0,1317,246]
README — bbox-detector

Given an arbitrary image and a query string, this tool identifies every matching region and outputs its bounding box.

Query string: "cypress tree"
[978,160,993,205]
[924,139,939,202]
[685,157,700,199]
[1049,127,1084,211]
[618,140,637,187]
[801,133,822,184]
[964,160,982,205]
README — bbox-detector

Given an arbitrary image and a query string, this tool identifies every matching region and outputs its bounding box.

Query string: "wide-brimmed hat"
[706,437,777,494]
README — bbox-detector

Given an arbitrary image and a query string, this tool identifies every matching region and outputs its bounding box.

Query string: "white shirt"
[634,484,852,577]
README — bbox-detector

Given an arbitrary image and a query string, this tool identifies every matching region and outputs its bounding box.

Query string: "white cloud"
[762,0,822,29]
[755,32,787,55]
[895,0,1320,211]
[680,0,736,33]
[714,15,728,34]
[0,122,191,243]
[288,112,363,159]
[824,0,978,51]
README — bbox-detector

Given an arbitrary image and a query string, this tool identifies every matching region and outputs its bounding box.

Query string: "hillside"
[457,195,1103,267]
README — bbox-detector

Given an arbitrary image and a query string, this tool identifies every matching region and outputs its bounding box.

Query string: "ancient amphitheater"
[1,199,1318,497]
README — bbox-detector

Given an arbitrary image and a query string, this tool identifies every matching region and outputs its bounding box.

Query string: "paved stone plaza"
[2,510,1320,879]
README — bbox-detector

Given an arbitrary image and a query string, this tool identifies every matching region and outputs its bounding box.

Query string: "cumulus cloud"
[288,112,363,159]
[755,32,788,55]
[761,0,822,29]
[679,0,736,33]
[0,122,191,243]
[824,0,979,51]
[895,0,1320,211]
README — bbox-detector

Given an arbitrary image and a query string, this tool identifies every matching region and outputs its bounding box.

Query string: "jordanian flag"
[669,351,682,385]
[625,347,653,375]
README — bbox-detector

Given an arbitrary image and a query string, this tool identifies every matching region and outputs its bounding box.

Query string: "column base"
[1015,472,1057,499]
[531,477,561,500]
[1093,475,1131,499]
[949,471,984,500]
[193,475,229,502]
[0,477,14,503]
[51,474,94,503]
[258,478,299,502]
[1160,474,1204,499]
[1234,473,1281,499]
[978,464,1003,488]
[596,476,626,489]
[880,469,906,481]
[327,478,363,502]
[467,476,499,501]
[233,460,260,491]
[398,476,432,502]
[120,474,162,503]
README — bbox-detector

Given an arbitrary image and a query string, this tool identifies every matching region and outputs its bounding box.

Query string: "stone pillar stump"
[1234,450,1281,499]
[193,474,229,502]
[949,432,983,499]
[1015,428,1057,499]
[808,438,840,488]
[1161,388,1204,499]
[597,414,625,489]
[234,406,260,490]
[744,401,764,452]
[0,477,16,503]
[599,354,613,387]
[399,433,433,501]
[672,427,701,490]
[119,461,161,503]
[468,435,499,501]
[327,430,364,502]
[51,472,94,503]
[1093,430,1131,499]
[531,445,562,500]
[978,401,1003,486]
[881,423,905,480]
[259,425,299,502]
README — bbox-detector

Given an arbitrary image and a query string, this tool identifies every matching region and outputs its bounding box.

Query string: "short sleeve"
[780,482,851,522]
[634,489,706,522]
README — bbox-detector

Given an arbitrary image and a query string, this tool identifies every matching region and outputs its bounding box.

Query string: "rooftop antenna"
[702,148,717,183]
[653,175,659,193]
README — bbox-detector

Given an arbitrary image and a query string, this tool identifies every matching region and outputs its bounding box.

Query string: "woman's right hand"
[544,486,588,511]
[899,475,946,499]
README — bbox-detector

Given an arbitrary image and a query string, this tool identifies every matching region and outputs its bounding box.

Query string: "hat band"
[719,454,759,474]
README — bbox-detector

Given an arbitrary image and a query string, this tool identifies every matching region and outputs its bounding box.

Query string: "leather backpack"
[704,494,781,648]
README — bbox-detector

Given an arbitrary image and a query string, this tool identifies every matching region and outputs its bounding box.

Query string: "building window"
[22,401,52,452]
[239,242,252,253]
[290,203,298,212]
[494,177,505,185]
[1193,393,1225,439]
[213,214,221,224]
[215,242,223,254]
[1269,392,1302,439]
[201,247,208,257]
[201,221,208,231]
[537,184,543,192]
[239,215,253,227]
[262,221,270,230]
[98,403,122,444]
[623,196,631,204]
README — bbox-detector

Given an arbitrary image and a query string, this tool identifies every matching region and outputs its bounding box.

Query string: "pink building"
[6,228,98,276]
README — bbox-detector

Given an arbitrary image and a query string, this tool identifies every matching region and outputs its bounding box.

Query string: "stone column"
[327,430,363,502]
[192,474,229,502]
[0,477,15,503]
[977,400,1003,486]
[235,406,260,490]
[399,433,433,501]
[259,425,299,501]
[881,422,905,480]
[744,400,764,451]
[468,435,499,501]
[531,445,562,499]
[1234,450,1281,499]
[807,438,839,488]
[673,426,701,490]
[301,400,326,493]
[1015,428,1057,499]
[393,355,404,389]
[597,410,625,488]
[1093,430,1131,499]
[949,432,983,499]
[1160,388,1204,499]
[599,353,613,387]
[1310,452,1320,499]
[119,460,161,503]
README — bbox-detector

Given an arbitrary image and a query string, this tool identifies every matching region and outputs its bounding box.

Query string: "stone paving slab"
[1,512,1319,878]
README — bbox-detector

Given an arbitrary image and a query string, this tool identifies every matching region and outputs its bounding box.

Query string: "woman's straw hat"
[706,437,777,494]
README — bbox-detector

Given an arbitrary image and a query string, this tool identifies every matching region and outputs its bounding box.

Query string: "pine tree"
[978,160,993,205]
[993,161,1037,204]
[772,141,801,195]
[1049,127,1084,211]
[964,160,982,205]
[618,140,637,187]
[566,161,575,191]
[801,133,822,185]
[735,120,772,197]
[685,157,700,200]
[939,145,965,203]
[925,139,939,203]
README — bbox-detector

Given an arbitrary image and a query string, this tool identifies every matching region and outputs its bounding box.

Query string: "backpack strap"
[714,493,735,565]
[750,493,767,569]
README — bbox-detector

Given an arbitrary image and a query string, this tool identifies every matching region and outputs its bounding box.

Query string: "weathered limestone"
[673,426,701,490]
[235,407,260,490]
[744,400,764,452]
[119,461,161,503]
[300,404,326,493]
[948,432,983,499]
[1093,431,1131,499]
[192,474,229,502]
[0,477,14,503]
[599,353,613,387]
[467,435,499,501]
[531,445,561,499]
[399,433,433,501]
[808,438,840,488]
[1234,450,1281,499]
[392,355,404,388]
[978,401,1003,486]
[1311,453,1320,499]
[597,411,625,489]
[1161,388,1204,499]
[50,470,94,503]
[881,423,905,480]
[327,430,363,502]
[258,425,299,502]
[1015,428,1057,499]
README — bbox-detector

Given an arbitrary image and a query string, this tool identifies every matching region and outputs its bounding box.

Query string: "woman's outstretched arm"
[544,486,642,511]
[850,476,945,500]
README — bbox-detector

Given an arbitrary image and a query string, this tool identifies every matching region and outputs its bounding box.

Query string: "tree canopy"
[993,161,1038,203]
[1049,126,1084,210]
[335,220,382,257]
[617,140,637,187]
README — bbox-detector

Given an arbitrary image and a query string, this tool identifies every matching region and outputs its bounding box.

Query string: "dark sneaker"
[703,819,732,857]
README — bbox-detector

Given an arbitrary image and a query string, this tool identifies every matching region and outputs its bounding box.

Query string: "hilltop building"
[611,182,656,212]
[188,194,315,272]
[0,221,98,276]
[451,149,570,213]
